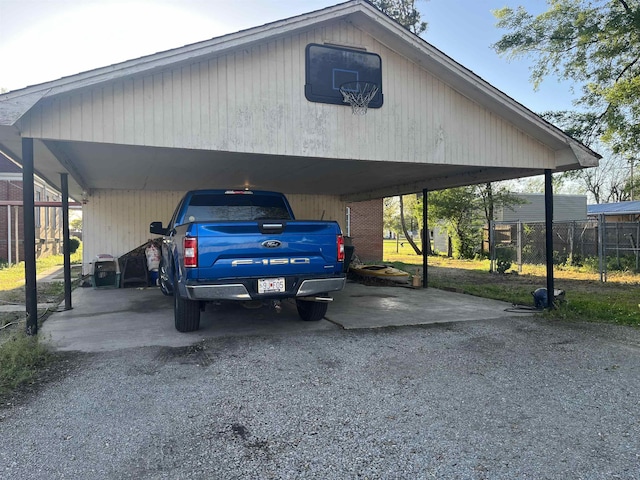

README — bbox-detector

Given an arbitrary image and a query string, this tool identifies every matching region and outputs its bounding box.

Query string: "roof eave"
[0,0,600,168]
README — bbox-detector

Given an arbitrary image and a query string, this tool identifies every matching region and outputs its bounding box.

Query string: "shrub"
[607,254,639,273]
[494,247,514,274]
[69,237,81,255]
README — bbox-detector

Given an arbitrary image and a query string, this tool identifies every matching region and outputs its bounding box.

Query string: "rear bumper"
[185,275,346,301]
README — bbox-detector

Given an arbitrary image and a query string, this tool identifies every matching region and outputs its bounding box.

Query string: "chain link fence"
[489,217,640,281]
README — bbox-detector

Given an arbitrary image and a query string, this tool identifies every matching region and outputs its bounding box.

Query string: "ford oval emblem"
[262,240,282,248]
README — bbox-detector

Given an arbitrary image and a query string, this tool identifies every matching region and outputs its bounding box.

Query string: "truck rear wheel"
[174,286,200,332]
[296,299,328,322]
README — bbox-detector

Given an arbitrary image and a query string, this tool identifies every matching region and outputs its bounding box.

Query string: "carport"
[0,0,599,334]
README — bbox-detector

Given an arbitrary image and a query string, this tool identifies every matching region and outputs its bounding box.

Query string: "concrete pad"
[41,286,337,352]
[41,282,529,353]
[327,281,528,329]
[0,303,58,313]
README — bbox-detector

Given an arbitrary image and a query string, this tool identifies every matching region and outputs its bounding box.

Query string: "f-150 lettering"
[231,258,311,266]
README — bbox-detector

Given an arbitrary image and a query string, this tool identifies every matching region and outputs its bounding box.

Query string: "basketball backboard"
[305,43,383,108]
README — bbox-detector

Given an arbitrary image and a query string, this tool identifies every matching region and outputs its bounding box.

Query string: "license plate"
[258,277,286,293]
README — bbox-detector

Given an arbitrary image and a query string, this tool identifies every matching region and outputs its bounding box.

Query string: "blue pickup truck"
[150,190,346,332]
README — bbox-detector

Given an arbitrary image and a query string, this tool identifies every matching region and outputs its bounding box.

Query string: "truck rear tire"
[174,286,200,332]
[296,299,328,322]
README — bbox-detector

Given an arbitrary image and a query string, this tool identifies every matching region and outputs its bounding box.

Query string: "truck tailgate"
[193,221,342,279]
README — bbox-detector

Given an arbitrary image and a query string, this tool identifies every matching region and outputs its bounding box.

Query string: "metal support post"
[489,221,495,273]
[422,188,428,288]
[544,170,554,309]
[517,221,523,273]
[598,214,606,282]
[61,173,72,310]
[22,138,38,335]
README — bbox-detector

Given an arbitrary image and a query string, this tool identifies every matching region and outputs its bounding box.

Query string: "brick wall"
[347,198,383,262]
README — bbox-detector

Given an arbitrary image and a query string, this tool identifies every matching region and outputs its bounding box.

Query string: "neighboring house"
[587,201,640,222]
[495,193,588,223]
[432,193,588,255]
[0,152,64,264]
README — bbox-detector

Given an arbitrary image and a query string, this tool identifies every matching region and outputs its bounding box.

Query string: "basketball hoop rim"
[339,80,379,93]
[339,81,380,115]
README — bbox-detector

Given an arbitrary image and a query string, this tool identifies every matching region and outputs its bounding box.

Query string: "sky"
[0,0,574,115]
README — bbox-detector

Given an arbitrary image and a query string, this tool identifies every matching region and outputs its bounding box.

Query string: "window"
[182,193,292,224]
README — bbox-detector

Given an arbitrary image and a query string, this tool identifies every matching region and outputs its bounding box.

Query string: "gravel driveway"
[1,317,639,479]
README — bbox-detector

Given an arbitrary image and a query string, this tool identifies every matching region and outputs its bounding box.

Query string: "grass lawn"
[0,249,82,401]
[382,239,640,327]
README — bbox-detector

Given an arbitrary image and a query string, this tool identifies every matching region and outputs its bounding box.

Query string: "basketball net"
[340,81,379,115]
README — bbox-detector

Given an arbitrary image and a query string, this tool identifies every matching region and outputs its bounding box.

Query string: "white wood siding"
[82,189,183,273]
[82,189,346,274]
[20,21,554,170]
[286,194,347,228]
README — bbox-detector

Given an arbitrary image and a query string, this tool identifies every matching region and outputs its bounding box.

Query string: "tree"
[478,182,528,226]
[426,187,483,259]
[540,110,632,203]
[383,196,402,237]
[408,184,526,259]
[493,1,640,159]
[399,195,422,255]
[477,182,530,254]
[369,0,428,35]
[70,216,83,232]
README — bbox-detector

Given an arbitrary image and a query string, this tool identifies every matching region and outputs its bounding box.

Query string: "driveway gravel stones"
[1,317,639,479]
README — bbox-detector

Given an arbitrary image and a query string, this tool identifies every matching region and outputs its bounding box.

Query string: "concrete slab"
[41,282,530,353]
[41,286,338,352]
[0,303,58,313]
[328,282,526,329]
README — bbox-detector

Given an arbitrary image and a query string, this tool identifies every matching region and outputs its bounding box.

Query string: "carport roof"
[0,0,600,201]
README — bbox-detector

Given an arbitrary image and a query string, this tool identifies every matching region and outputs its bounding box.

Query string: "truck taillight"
[184,237,197,268]
[337,235,345,262]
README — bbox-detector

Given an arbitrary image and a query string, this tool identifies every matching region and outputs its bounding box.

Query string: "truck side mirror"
[150,221,167,235]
